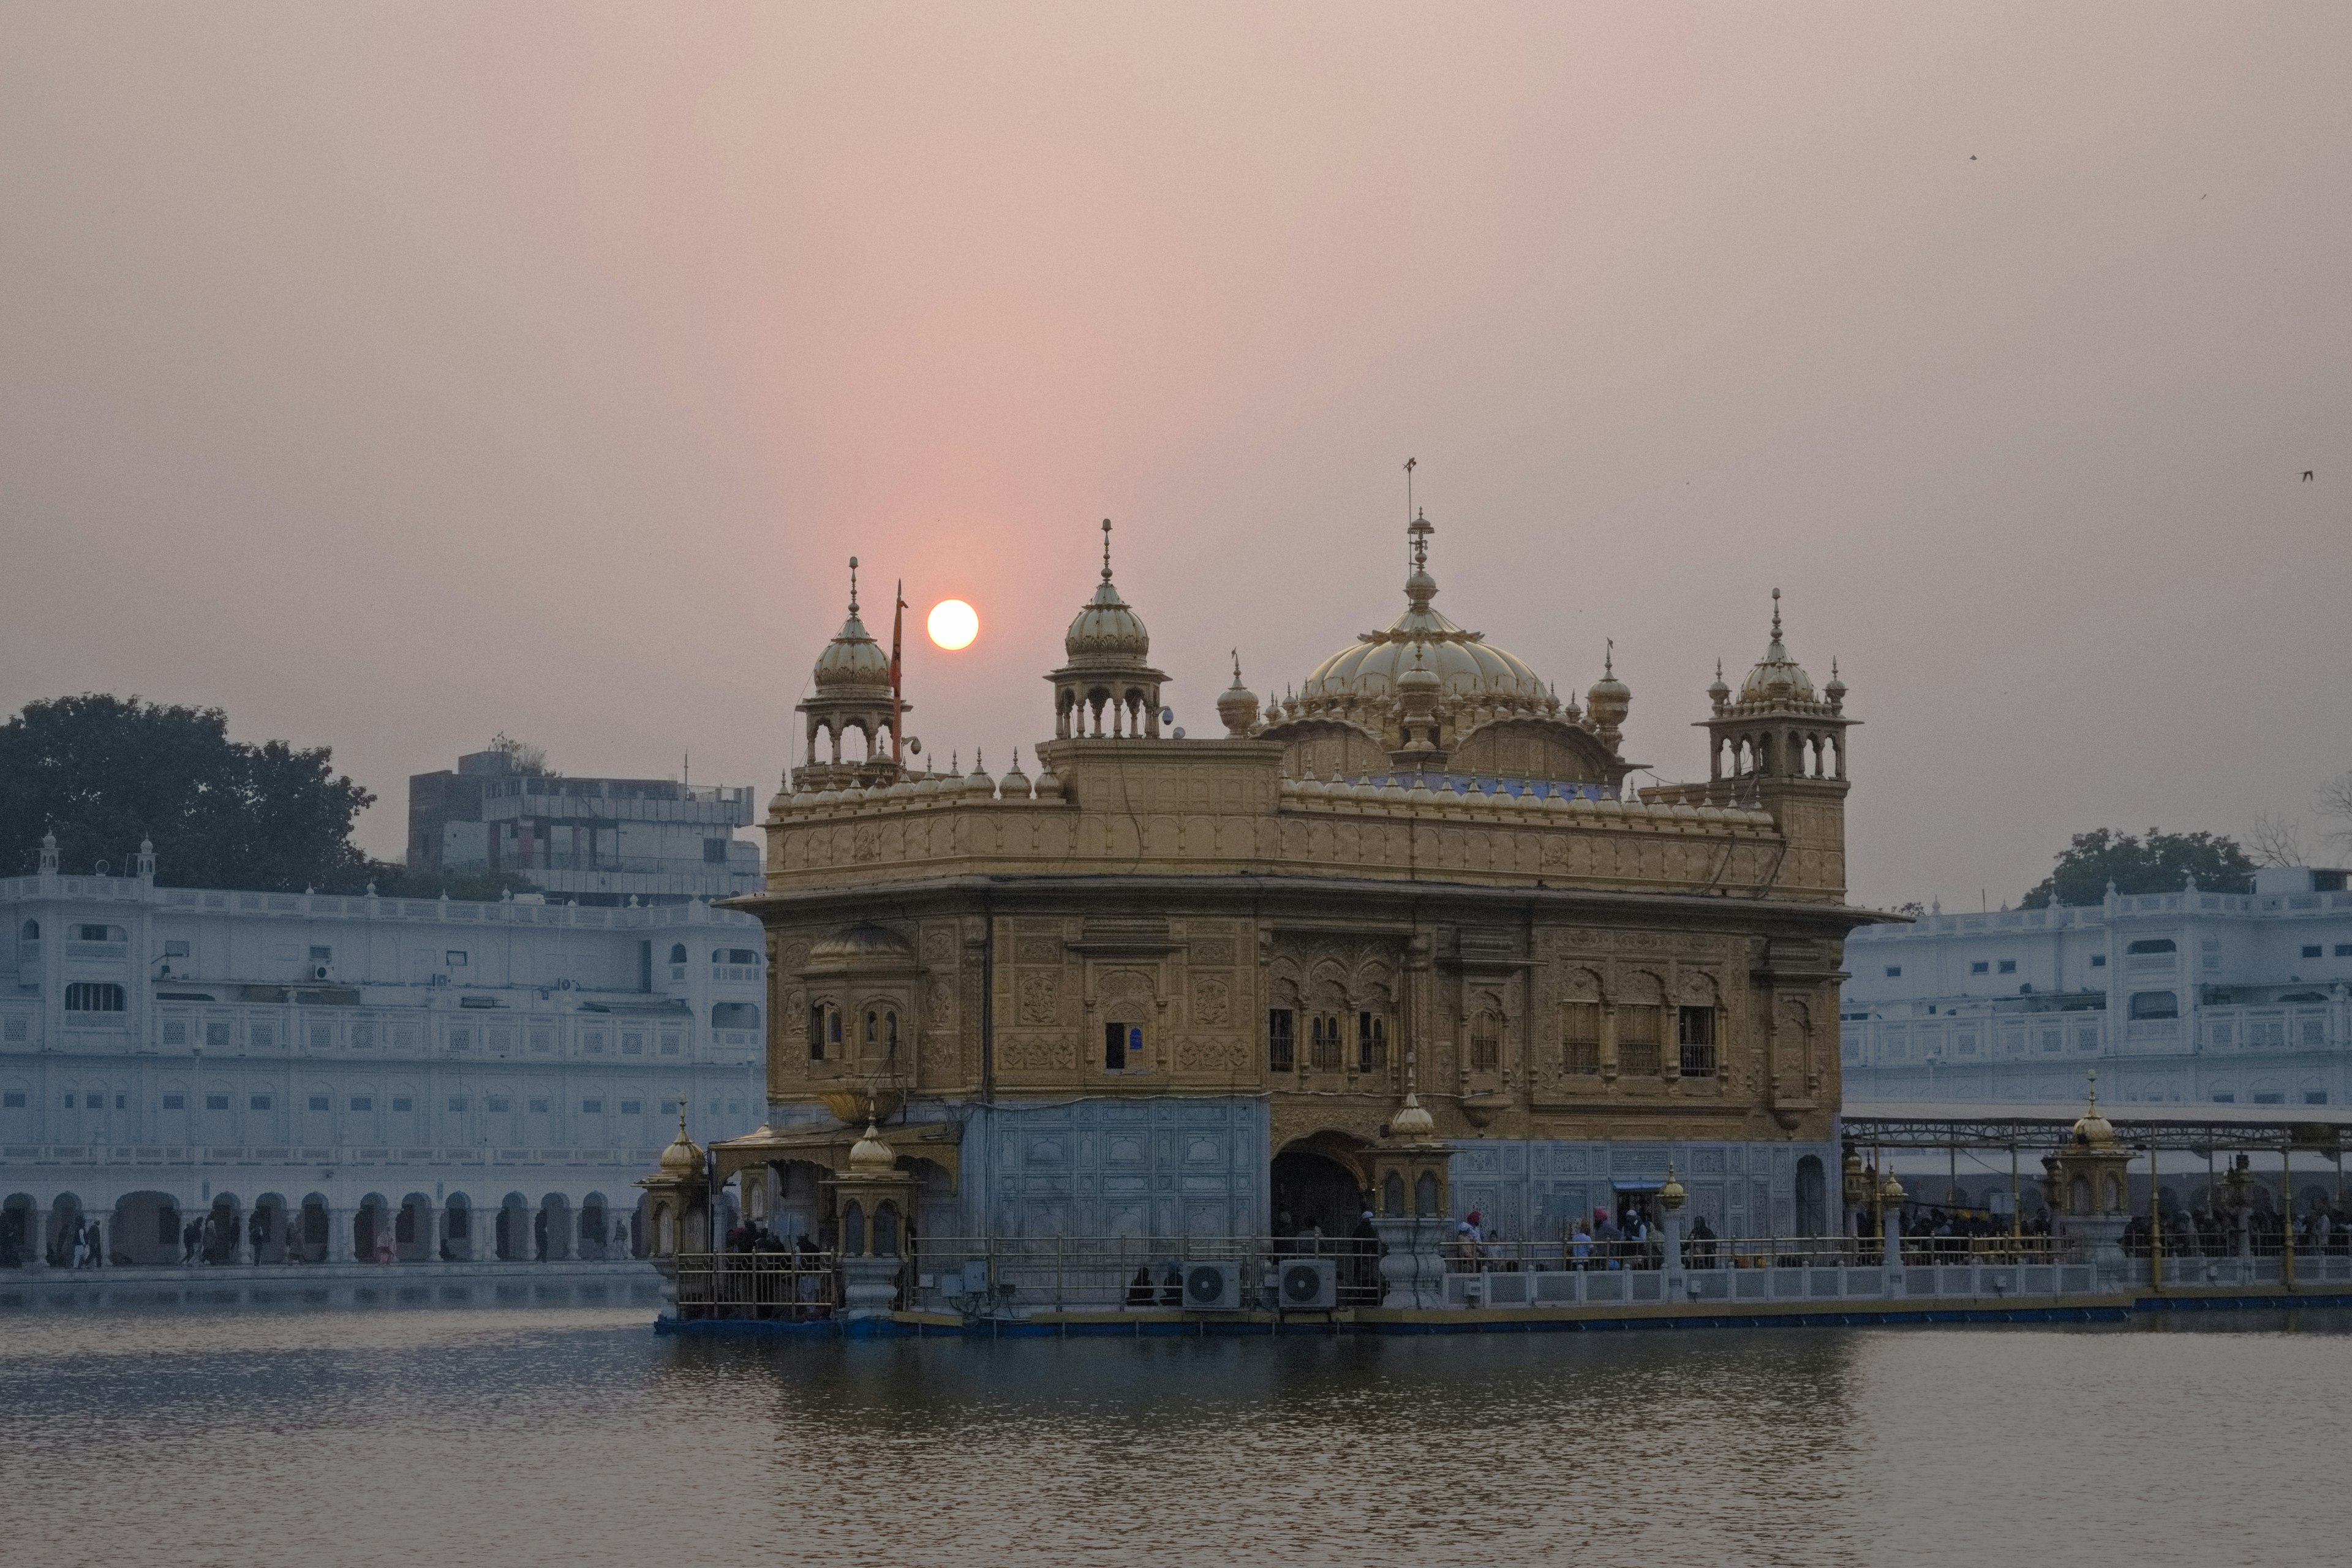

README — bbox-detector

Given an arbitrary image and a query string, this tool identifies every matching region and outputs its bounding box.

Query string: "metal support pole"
[2007,1144,2020,1259]
[2146,1143,2162,1295]
[2282,1143,2296,1292]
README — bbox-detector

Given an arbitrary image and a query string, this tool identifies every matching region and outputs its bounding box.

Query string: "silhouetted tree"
[0,695,377,891]
[2019,827,2256,909]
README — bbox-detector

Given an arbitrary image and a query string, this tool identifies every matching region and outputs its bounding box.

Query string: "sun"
[927,598,979,650]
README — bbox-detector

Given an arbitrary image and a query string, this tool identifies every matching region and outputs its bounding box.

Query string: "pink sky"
[3,5,2346,907]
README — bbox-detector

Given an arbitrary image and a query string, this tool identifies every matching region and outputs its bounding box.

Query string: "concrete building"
[1841,868,2352,1109]
[0,834,767,1269]
[407,744,762,907]
[661,512,1874,1307]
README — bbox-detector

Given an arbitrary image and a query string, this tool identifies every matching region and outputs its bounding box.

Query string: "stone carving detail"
[851,825,881,862]
[1174,1037,1237,1072]
[923,928,957,964]
[928,978,954,1020]
[1191,974,1232,1027]
[1017,972,1060,1026]
[1015,936,1063,965]
[1000,1035,1076,1072]
[1189,937,1235,967]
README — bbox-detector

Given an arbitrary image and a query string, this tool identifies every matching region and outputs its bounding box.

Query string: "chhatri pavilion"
[659,507,1869,1268]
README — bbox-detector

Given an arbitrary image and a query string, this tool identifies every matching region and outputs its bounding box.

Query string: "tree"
[2319,771,2352,856]
[2248,811,2309,869]
[0,695,378,892]
[2019,827,2257,909]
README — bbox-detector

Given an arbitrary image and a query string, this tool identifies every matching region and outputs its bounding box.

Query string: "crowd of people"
[2122,1204,2352,1259]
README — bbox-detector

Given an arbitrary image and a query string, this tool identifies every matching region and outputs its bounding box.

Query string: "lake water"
[3,1301,2346,1567]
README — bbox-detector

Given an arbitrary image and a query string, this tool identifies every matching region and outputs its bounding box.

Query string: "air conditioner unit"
[1181,1260,1243,1311]
[309,965,331,981]
[1275,1257,1336,1311]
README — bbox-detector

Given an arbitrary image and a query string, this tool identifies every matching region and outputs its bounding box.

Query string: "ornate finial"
[1101,518,1114,581]
[1715,657,1724,680]
[677,1098,690,1138]
[1604,638,1615,678]
[1231,649,1243,685]
[2086,1067,2097,1110]
[1770,586,1782,639]
[847,556,860,614]
[974,748,985,774]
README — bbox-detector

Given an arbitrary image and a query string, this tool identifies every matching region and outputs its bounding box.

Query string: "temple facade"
[692,511,1874,1265]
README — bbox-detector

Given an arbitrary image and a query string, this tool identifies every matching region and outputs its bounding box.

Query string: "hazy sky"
[4,6,2346,909]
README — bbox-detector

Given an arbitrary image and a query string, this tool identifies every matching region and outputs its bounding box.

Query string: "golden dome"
[1216,652,1259,736]
[657,1107,706,1178]
[848,1120,896,1174]
[2071,1077,2117,1148]
[1064,520,1151,665]
[811,558,892,693]
[1879,1172,1905,1204]
[1299,510,1553,706]
[1738,589,1815,704]
[1659,1165,1687,1212]
[1388,1091,1437,1142]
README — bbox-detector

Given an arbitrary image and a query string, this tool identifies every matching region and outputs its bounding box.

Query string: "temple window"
[1562,1001,1600,1076]
[1267,1009,1295,1074]
[1356,1012,1387,1072]
[1103,1021,1143,1072]
[1618,1005,1662,1076]
[807,1005,825,1060]
[1310,1014,1343,1070]
[1469,1011,1501,1072]
[1677,1006,1718,1078]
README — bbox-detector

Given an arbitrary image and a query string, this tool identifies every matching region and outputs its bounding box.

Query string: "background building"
[0,837,766,1268]
[407,744,762,907]
[1841,867,2352,1109]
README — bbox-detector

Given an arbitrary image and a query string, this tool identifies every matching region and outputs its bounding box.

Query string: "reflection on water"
[3,1305,2348,1568]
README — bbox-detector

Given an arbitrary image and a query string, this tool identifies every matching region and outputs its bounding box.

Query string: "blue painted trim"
[2136,1292,2352,1313]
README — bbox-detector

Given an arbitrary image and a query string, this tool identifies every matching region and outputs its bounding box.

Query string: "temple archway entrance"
[355,1194,390,1262]
[537,1194,571,1261]
[298,1194,330,1262]
[395,1194,433,1262]
[252,1194,288,1264]
[496,1193,529,1261]
[206,1194,242,1264]
[2,1194,34,1267]
[47,1194,83,1267]
[579,1194,610,1259]
[441,1193,473,1261]
[110,1190,182,1266]
[1272,1134,1371,1242]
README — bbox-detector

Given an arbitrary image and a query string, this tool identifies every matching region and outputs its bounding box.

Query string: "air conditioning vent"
[1182,1261,1242,1311]
[310,965,332,981]
[1276,1257,1336,1311]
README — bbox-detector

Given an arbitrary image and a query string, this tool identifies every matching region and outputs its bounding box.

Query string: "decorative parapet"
[757,737,1822,900]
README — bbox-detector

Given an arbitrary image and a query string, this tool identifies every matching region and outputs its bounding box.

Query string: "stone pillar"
[1880,1177,1907,1292]
[1660,1165,1686,1284]
[1371,1216,1451,1310]
[326,1208,355,1263]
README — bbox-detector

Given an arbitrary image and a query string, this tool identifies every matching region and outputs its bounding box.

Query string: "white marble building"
[1842,868,2352,1109]
[1,837,767,1268]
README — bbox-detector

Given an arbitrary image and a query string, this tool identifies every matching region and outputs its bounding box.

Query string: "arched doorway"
[110,1191,183,1267]
[579,1194,609,1259]
[442,1194,473,1261]
[1,1194,34,1268]
[298,1194,331,1263]
[47,1194,83,1267]
[355,1194,391,1262]
[396,1194,433,1263]
[537,1194,571,1261]
[496,1193,529,1261]
[1795,1156,1827,1237]
[1271,1134,1371,1242]
[252,1194,289,1264]
[206,1194,243,1264]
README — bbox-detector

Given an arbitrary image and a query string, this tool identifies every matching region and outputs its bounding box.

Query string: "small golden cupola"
[1700,588,1855,796]
[1048,519,1169,738]
[1585,641,1631,748]
[1216,652,1260,737]
[794,557,909,791]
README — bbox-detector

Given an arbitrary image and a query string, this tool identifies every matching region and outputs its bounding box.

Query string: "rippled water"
[3,1302,2347,1568]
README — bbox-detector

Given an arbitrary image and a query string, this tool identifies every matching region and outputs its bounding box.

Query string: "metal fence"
[673,1250,838,1321]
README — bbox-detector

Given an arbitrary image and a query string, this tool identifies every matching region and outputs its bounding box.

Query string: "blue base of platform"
[651,1303,2143,1340]
[2136,1292,2352,1313]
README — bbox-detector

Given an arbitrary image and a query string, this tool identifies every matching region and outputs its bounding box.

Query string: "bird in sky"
[2303,470,2315,481]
